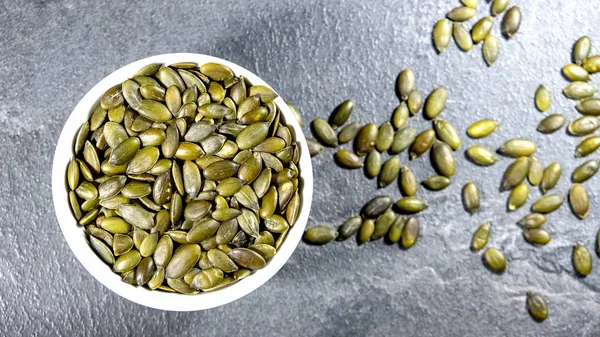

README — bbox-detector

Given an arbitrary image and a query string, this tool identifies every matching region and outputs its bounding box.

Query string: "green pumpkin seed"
[337,216,363,241]
[152,171,172,206]
[216,178,245,197]
[207,248,238,273]
[583,55,600,74]
[463,182,480,214]
[409,129,435,159]
[133,100,172,122]
[165,244,201,279]
[237,95,261,119]
[140,84,166,102]
[248,244,276,262]
[228,248,266,270]
[235,185,260,211]
[397,68,415,101]
[568,116,600,135]
[75,181,98,200]
[447,6,477,22]
[433,19,452,53]
[169,192,183,226]
[135,63,162,76]
[518,213,546,229]
[197,103,231,119]
[575,136,600,157]
[183,200,211,221]
[372,209,396,240]
[499,139,537,157]
[576,99,600,115]
[200,62,233,81]
[572,159,599,183]
[119,203,154,230]
[79,209,99,225]
[81,198,99,212]
[472,222,490,251]
[126,146,159,174]
[491,0,509,16]
[98,194,130,210]
[502,6,521,37]
[89,236,115,265]
[100,84,124,110]
[103,122,128,149]
[527,292,549,322]
[569,183,589,219]
[238,107,268,124]
[531,194,565,213]
[98,175,127,199]
[204,160,240,181]
[208,82,225,103]
[329,99,354,129]
[362,195,392,218]
[504,155,533,191]
[400,166,417,196]
[355,123,378,155]
[156,66,185,92]
[131,116,153,132]
[304,226,338,245]
[395,197,428,213]
[379,157,401,187]
[286,191,301,226]
[66,159,79,191]
[422,176,451,191]
[167,277,198,294]
[358,219,375,245]
[74,122,90,155]
[534,85,551,112]
[252,168,272,198]
[112,233,133,256]
[215,219,240,245]
[523,228,551,246]
[238,208,260,238]
[466,145,497,166]
[562,64,590,81]
[139,232,158,257]
[253,137,285,153]
[137,128,165,148]
[573,243,592,276]
[264,214,289,233]
[83,141,100,173]
[434,118,461,150]
[467,120,499,138]
[431,141,456,177]
[564,81,597,100]
[307,138,324,157]
[236,122,270,150]
[471,16,493,43]
[392,103,410,130]
[484,247,506,273]
[407,89,424,115]
[573,36,591,65]
[528,157,543,186]
[153,235,173,268]
[541,162,562,193]
[537,114,566,133]
[167,230,190,245]
[390,127,417,154]
[365,151,382,178]
[482,35,499,66]
[425,87,448,119]
[160,123,179,159]
[113,250,141,273]
[212,208,241,222]
[508,183,529,211]
[401,217,420,248]
[109,137,140,166]
[386,216,405,243]
[376,122,394,152]
[148,159,171,175]
[68,191,82,220]
[335,149,363,169]
[338,121,362,144]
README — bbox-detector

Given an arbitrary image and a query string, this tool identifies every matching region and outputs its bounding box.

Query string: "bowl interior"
[52,53,313,311]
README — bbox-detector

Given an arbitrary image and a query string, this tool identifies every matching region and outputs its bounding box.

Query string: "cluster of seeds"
[66,61,303,294]
[432,0,521,66]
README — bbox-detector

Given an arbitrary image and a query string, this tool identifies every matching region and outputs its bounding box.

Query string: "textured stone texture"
[1,0,600,336]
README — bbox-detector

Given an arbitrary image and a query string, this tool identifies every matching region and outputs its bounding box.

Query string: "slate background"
[1,0,600,336]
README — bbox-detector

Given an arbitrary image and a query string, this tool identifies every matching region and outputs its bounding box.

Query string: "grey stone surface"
[1,0,600,336]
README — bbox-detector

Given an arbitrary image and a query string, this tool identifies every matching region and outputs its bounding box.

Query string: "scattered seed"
[568,116,600,136]
[527,292,549,322]
[573,36,592,65]
[528,157,543,186]
[433,19,453,53]
[431,141,456,177]
[508,183,529,211]
[304,226,338,245]
[362,195,393,218]
[392,102,410,129]
[467,120,499,138]
[397,68,415,101]
[482,35,499,66]
[335,149,364,169]
[358,219,375,245]
[466,145,498,166]
[573,243,592,277]
[502,6,521,38]
[425,87,449,119]
[531,194,565,214]
[422,176,451,191]
[372,209,396,240]
[569,183,589,219]
[572,159,599,183]
[471,16,494,43]
[355,123,378,156]
[365,151,383,178]
[484,247,506,273]
[463,182,480,214]
[535,85,551,112]
[575,136,600,157]
[576,98,600,116]
[410,129,435,159]
[562,64,591,82]
[564,81,597,100]
[583,55,600,74]
[337,216,363,241]
[375,122,394,152]
[472,222,490,251]
[447,6,477,22]
[434,118,461,150]
[523,228,551,246]
[499,139,536,157]
[541,162,562,193]
[401,217,420,248]
[518,213,546,229]
[379,157,401,187]
[537,114,566,133]
[395,197,428,213]
[338,121,362,144]
[491,0,509,16]
[400,166,418,196]
[390,127,417,154]
[329,99,354,129]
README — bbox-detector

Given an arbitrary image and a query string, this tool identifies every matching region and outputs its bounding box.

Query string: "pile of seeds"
[66,61,302,294]
[432,0,521,66]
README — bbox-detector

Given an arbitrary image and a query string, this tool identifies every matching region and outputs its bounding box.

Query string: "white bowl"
[52,53,313,311]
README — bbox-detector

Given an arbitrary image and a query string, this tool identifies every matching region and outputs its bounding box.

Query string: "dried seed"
[447,6,477,22]
[467,120,499,138]
[379,157,401,187]
[140,84,166,102]
[83,141,100,173]
[264,214,289,234]
[534,85,551,112]
[364,151,382,178]
[113,250,141,273]
[401,217,420,248]
[252,168,272,198]
[523,228,551,246]
[569,183,589,219]
[74,122,90,155]
[238,107,268,124]
[463,182,480,214]
[395,197,428,213]
[287,102,303,126]
[499,139,537,157]
[502,6,521,38]
[119,203,154,230]
[304,226,338,245]
[139,232,158,257]
[68,191,82,220]
[66,159,79,191]
[184,200,211,221]
[471,16,493,43]
[400,166,417,196]
[397,68,415,101]
[434,118,461,150]
[562,64,591,82]
[337,216,363,241]
[575,136,600,157]
[153,235,173,268]
[527,157,543,186]
[576,98,600,115]
[537,114,566,133]
[376,122,394,152]
[573,243,592,276]
[508,183,529,211]
[573,36,591,65]
[312,118,338,147]
[135,63,162,76]
[89,236,115,265]
[527,292,549,322]
[200,62,234,81]
[572,159,599,183]
[362,195,392,218]
[409,129,435,159]
[372,209,396,240]
[541,162,562,193]
[75,181,98,200]
[425,87,448,119]
[518,213,546,229]
[433,19,452,53]
[197,103,231,119]
[156,66,185,92]
[358,219,375,244]
[249,244,276,262]
[466,145,498,165]
[98,175,127,199]
[422,176,451,191]
[338,121,362,144]
[208,82,225,103]
[307,138,324,157]
[79,209,99,225]
[390,127,417,154]
[215,219,239,245]
[228,248,266,270]
[329,99,354,129]
[238,208,260,238]
[583,55,600,74]
[100,84,124,110]
[484,247,506,273]
[491,0,509,16]
[335,149,364,169]
[355,123,378,155]
[564,81,597,100]
[532,194,565,213]
[482,35,499,66]
[407,89,423,115]
[127,146,159,174]
[387,216,405,243]
[207,249,238,273]
[431,141,456,177]
[234,185,260,211]
[472,222,490,251]
[165,244,201,279]
[286,191,301,226]
[568,116,600,136]
[204,160,239,181]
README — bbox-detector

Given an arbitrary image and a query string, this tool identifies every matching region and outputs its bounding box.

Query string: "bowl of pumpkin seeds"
[52,53,313,310]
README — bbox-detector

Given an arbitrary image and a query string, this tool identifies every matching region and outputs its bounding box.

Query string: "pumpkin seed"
[572,159,599,183]
[537,114,566,133]
[379,157,401,187]
[401,217,420,248]
[502,6,521,37]
[74,122,90,154]
[372,209,396,240]
[484,247,506,273]
[472,222,490,251]
[337,216,363,241]
[518,213,546,229]
[89,236,115,265]
[362,195,392,218]
[527,292,549,322]
[68,191,82,220]
[75,181,98,200]
[392,102,410,129]
[200,62,233,81]
[355,123,378,155]
[390,127,417,154]
[127,146,159,174]
[523,228,551,246]
[466,145,497,165]
[425,87,448,119]
[573,243,592,276]
[491,0,509,16]
[397,68,415,101]
[527,157,543,186]
[252,168,272,198]
[562,64,591,82]
[167,278,198,294]
[462,182,480,214]
[387,216,405,243]
[140,84,166,102]
[583,55,600,74]
[433,19,452,53]
[304,226,338,245]
[447,6,477,22]
[576,98,600,115]
[100,84,124,110]
[431,141,456,177]
[472,16,493,43]
[573,36,591,65]
[400,166,417,196]
[575,136,600,157]
[264,214,289,233]
[564,81,597,100]
[395,197,428,213]
[541,162,562,193]
[207,248,238,273]
[113,250,141,273]
[83,141,100,173]
[335,149,364,169]
[228,248,266,270]
[482,35,499,66]
[407,89,423,115]
[119,203,154,230]
[422,176,451,191]
[364,151,383,178]
[434,118,461,150]
[156,66,185,92]
[98,175,127,199]
[376,122,394,152]
[568,116,600,135]
[307,138,324,157]
[338,121,362,144]
[409,129,435,159]
[164,244,201,279]
[358,219,375,244]
[532,194,565,213]
[135,63,162,76]
[467,120,499,138]
[569,183,589,219]
[329,99,354,129]
[499,139,536,157]
[534,85,551,112]
[508,183,529,211]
